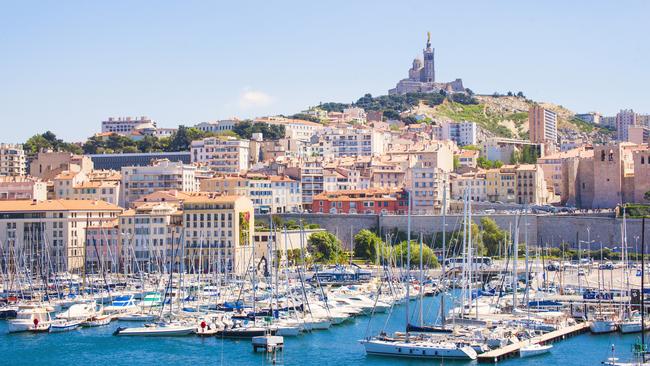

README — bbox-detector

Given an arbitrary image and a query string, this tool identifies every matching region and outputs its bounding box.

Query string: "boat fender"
[200,321,206,330]
[33,318,39,327]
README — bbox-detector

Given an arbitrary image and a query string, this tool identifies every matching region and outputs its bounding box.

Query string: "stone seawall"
[259,213,642,250]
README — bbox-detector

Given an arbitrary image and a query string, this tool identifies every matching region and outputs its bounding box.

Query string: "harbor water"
[0,295,643,365]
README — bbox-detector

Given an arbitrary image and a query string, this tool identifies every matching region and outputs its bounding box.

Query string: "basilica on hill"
[389,32,466,95]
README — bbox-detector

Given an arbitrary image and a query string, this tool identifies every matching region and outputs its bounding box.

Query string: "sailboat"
[359,189,478,360]
[604,216,650,365]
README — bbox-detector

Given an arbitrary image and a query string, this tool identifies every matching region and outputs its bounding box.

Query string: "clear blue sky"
[1,1,648,142]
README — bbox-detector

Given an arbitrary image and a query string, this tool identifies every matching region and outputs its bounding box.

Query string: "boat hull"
[360,339,477,360]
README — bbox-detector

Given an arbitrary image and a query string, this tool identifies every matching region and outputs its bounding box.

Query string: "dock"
[477,322,590,363]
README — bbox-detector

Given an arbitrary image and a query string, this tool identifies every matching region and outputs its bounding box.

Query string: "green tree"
[645,191,650,201]
[480,217,507,256]
[353,229,384,260]
[393,240,439,268]
[477,156,493,169]
[307,231,343,263]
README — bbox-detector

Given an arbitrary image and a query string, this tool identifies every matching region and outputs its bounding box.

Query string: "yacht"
[8,304,53,333]
[114,322,195,336]
[360,335,478,360]
[104,295,138,315]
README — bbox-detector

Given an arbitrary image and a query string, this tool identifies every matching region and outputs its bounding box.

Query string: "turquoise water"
[0,296,644,366]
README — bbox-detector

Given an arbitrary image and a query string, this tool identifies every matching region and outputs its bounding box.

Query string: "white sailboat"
[359,190,477,361]
[520,343,553,358]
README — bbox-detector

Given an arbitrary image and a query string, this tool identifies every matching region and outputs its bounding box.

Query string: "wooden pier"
[477,322,590,363]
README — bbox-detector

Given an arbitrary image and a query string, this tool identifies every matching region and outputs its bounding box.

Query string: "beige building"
[514,164,549,205]
[451,171,487,202]
[119,202,182,272]
[30,151,93,181]
[486,168,516,203]
[0,144,26,177]
[562,143,638,208]
[529,105,558,144]
[121,159,199,207]
[0,200,122,272]
[537,147,593,197]
[182,194,254,275]
[0,176,47,200]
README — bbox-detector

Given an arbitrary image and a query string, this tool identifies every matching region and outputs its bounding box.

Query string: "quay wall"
[260,213,643,250]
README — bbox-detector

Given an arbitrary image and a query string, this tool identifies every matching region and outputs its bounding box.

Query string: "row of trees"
[25,121,287,156]
[477,156,504,169]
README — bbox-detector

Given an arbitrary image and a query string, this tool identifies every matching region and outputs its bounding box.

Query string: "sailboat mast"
[641,216,645,351]
[441,177,446,327]
[405,190,412,335]
[419,234,423,327]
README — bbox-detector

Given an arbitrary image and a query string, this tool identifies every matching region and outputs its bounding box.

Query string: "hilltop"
[315,92,613,141]
[408,95,612,140]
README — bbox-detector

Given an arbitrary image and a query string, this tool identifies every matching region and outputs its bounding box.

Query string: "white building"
[200,174,301,214]
[102,116,156,135]
[255,117,324,142]
[121,160,199,207]
[191,137,250,174]
[194,120,238,133]
[617,109,638,141]
[119,202,182,271]
[441,121,477,146]
[0,144,26,177]
[317,127,387,157]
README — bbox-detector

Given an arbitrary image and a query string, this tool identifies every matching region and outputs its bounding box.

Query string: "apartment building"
[119,202,182,272]
[616,109,637,142]
[0,200,122,272]
[285,159,324,210]
[408,164,448,214]
[200,174,301,214]
[514,164,548,205]
[191,137,250,174]
[182,195,254,275]
[529,105,558,144]
[0,144,26,177]
[317,127,387,157]
[102,116,156,134]
[30,151,94,181]
[312,188,409,215]
[194,120,238,133]
[0,176,47,201]
[451,171,487,202]
[85,223,120,272]
[121,160,199,207]
[485,168,516,203]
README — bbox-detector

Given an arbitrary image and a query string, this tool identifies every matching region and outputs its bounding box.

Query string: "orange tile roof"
[0,199,122,212]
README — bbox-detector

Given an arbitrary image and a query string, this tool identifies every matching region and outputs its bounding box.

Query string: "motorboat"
[104,295,138,315]
[8,304,52,333]
[56,301,97,320]
[50,319,82,333]
[82,314,112,327]
[520,343,553,358]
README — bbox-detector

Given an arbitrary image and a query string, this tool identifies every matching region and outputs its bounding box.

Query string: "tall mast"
[642,216,646,353]
[441,176,447,327]
[419,234,424,327]
[405,190,412,335]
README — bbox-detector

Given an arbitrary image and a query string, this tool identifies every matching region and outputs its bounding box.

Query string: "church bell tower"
[422,32,435,83]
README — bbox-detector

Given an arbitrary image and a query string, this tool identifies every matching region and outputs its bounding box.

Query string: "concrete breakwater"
[257,213,641,250]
